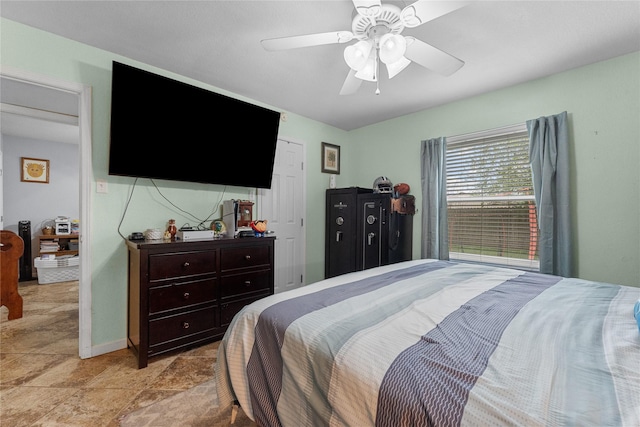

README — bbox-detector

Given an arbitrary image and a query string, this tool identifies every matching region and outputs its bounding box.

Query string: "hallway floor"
[1,279,219,426]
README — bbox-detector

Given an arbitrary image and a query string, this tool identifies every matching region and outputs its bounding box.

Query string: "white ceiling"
[0,76,80,144]
[1,0,639,132]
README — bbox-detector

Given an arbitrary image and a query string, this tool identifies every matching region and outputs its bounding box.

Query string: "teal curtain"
[527,111,572,277]
[420,137,449,260]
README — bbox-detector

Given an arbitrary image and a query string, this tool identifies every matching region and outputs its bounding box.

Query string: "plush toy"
[250,220,268,237]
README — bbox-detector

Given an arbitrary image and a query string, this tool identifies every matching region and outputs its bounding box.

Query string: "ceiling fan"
[261,0,469,95]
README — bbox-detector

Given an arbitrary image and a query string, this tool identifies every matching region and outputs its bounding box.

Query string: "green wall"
[0,18,349,349]
[350,52,640,288]
[2,18,638,355]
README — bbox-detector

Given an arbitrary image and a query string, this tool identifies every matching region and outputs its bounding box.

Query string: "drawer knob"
[244,280,251,286]
[183,262,190,267]
[183,292,190,299]
[183,322,190,329]
[245,255,251,260]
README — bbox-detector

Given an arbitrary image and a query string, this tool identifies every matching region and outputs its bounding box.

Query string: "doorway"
[0,65,93,358]
[258,137,306,294]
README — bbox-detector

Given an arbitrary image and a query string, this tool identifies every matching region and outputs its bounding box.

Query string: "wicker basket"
[144,228,163,240]
[42,227,54,235]
[34,256,79,284]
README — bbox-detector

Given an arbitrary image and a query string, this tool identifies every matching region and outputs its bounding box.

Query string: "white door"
[258,138,305,294]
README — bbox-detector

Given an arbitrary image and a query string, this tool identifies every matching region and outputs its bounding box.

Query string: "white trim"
[447,123,527,145]
[1,65,93,359]
[0,103,79,126]
[78,85,93,359]
[451,252,540,270]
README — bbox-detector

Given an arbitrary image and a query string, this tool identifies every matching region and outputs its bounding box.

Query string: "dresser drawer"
[148,250,216,281]
[148,278,217,315]
[148,306,216,346]
[220,269,271,299]
[220,293,268,327]
[220,245,270,271]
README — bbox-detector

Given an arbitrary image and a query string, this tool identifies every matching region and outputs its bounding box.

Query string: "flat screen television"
[108,61,280,188]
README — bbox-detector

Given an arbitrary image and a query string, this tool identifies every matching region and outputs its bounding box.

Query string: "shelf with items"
[38,234,79,257]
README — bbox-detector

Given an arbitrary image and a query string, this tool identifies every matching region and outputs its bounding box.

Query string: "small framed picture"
[321,142,340,174]
[21,157,50,183]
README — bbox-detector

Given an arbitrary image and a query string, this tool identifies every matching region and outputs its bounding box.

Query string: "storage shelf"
[38,234,79,257]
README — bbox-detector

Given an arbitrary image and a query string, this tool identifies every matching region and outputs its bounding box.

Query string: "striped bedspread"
[216,259,640,426]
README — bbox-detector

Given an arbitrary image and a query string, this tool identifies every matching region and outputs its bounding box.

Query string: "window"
[446,124,539,270]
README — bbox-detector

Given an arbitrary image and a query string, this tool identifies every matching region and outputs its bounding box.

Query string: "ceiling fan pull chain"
[375,50,380,95]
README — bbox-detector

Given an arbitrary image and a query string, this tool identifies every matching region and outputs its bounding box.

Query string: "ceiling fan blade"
[400,0,470,28]
[339,69,363,95]
[404,37,464,76]
[352,0,382,17]
[261,31,354,51]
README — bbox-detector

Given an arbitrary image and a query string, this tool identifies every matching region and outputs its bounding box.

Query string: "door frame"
[1,65,93,358]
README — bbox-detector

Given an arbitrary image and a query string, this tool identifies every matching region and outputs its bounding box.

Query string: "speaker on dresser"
[18,220,33,281]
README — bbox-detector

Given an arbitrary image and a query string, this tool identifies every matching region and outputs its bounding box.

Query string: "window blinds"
[446,125,539,269]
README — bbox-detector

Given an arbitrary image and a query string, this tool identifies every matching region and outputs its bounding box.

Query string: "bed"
[216,259,640,426]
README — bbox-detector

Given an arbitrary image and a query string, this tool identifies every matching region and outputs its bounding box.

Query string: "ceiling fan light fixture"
[386,56,411,79]
[344,40,373,71]
[379,33,407,64]
[261,1,469,95]
[355,51,377,81]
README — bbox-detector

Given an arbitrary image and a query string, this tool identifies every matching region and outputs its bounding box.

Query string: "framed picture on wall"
[321,142,340,174]
[21,157,50,183]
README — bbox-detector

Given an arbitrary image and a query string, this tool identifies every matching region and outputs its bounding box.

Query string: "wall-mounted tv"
[108,61,280,188]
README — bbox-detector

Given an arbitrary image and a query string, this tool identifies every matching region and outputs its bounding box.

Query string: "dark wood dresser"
[126,236,274,368]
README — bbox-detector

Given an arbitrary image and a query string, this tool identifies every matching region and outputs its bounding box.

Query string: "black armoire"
[325,187,414,279]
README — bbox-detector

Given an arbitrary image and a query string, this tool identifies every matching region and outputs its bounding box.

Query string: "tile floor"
[1,279,219,426]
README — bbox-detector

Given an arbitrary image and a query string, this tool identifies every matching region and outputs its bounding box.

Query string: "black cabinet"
[325,187,370,278]
[357,192,391,271]
[325,187,414,279]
